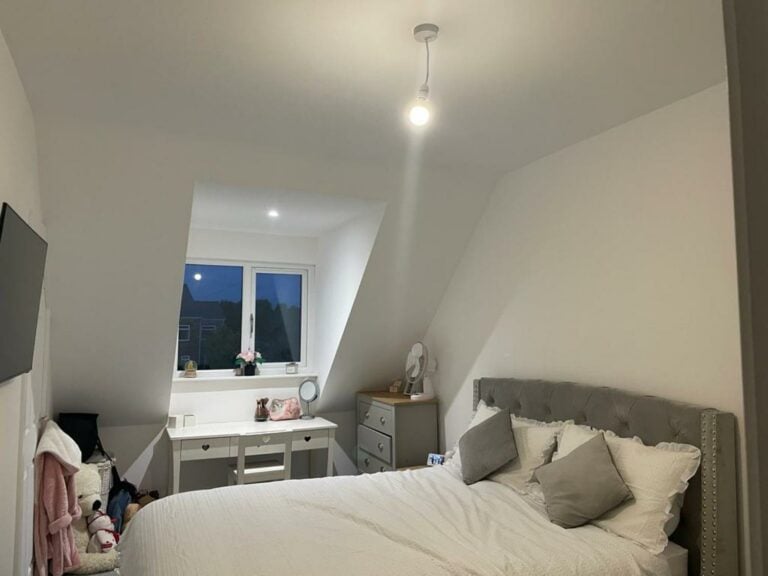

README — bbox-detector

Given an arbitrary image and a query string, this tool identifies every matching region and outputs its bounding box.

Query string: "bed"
[118,378,738,576]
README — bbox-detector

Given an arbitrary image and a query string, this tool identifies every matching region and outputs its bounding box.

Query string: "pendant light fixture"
[408,23,439,127]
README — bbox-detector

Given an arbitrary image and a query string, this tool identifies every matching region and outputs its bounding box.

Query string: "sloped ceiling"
[1,1,726,173]
[0,1,729,423]
[35,116,496,424]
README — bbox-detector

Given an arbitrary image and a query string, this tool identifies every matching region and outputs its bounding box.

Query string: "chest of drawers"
[356,391,438,473]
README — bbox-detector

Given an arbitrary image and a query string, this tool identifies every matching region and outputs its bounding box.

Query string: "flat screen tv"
[0,203,48,384]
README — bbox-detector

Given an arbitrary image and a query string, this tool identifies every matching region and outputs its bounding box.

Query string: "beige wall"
[426,83,747,568]
[0,29,49,576]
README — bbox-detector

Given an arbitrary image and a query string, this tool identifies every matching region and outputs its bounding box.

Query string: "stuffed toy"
[65,464,118,574]
[86,510,119,553]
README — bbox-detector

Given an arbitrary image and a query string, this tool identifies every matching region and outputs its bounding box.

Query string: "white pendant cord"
[423,39,431,89]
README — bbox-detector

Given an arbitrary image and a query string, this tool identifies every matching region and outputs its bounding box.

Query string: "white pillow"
[488,420,562,491]
[450,404,571,491]
[554,424,701,554]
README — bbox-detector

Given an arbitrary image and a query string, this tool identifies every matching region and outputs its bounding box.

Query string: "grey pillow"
[534,433,631,528]
[458,408,517,484]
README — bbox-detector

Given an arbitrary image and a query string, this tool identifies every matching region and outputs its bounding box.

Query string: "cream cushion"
[488,415,570,491]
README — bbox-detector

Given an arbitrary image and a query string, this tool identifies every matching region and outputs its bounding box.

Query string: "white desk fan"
[403,342,436,400]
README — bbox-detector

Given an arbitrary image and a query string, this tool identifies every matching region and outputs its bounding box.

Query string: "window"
[177,262,310,373]
[253,270,305,363]
[177,264,243,370]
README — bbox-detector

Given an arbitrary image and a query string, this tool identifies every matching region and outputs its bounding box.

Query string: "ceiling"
[191,183,384,237]
[0,1,727,172]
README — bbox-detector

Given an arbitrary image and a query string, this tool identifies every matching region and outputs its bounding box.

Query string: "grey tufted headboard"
[473,377,738,576]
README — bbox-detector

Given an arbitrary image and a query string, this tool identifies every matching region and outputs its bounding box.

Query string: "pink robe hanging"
[34,421,82,576]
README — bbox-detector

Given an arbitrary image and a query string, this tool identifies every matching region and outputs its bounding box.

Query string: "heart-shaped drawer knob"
[304,435,312,442]
[201,443,210,451]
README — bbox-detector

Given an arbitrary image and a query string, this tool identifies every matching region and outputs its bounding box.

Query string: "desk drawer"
[292,429,329,451]
[357,448,393,474]
[229,429,330,457]
[358,401,393,436]
[181,437,230,461]
[357,424,392,464]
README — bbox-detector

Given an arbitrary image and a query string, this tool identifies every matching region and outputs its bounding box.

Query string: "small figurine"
[389,380,402,394]
[255,398,270,422]
[183,360,198,378]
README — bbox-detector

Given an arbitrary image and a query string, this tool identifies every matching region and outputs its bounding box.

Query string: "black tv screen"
[0,203,48,384]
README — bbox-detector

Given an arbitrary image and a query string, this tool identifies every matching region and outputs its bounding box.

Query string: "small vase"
[244,364,257,376]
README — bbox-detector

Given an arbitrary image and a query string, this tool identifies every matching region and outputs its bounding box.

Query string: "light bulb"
[409,101,431,126]
[193,273,202,281]
[267,209,279,218]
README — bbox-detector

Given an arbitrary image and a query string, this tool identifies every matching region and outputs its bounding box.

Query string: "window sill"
[171,372,317,393]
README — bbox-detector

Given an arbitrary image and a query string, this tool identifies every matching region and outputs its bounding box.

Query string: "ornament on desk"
[255,398,270,422]
[389,380,403,394]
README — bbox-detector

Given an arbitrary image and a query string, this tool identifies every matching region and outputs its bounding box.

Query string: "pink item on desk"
[269,397,301,420]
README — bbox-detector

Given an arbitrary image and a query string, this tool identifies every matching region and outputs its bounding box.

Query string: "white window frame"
[179,259,313,376]
[249,266,310,370]
[178,325,191,342]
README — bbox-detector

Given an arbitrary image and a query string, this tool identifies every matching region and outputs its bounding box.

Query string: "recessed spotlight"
[193,273,202,281]
[268,209,279,218]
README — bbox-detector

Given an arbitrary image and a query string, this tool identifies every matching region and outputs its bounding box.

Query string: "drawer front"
[230,429,330,457]
[358,400,393,436]
[181,437,230,461]
[291,429,329,452]
[357,448,393,474]
[357,424,392,464]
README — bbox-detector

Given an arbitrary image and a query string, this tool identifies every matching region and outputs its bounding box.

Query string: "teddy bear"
[65,464,119,574]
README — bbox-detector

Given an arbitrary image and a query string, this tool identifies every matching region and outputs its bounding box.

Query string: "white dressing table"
[166,417,337,494]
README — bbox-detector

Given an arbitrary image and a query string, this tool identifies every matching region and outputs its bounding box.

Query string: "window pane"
[254,273,302,362]
[178,264,242,370]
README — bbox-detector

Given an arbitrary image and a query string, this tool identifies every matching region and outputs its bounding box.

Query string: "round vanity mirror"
[298,379,319,420]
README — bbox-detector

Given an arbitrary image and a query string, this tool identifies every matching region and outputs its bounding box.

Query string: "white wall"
[425,83,747,567]
[0,29,49,576]
[313,209,384,392]
[186,227,318,265]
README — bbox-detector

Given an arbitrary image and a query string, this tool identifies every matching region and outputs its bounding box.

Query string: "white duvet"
[118,466,669,576]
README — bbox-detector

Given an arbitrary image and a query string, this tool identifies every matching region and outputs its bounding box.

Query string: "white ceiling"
[191,183,385,236]
[0,0,726,173]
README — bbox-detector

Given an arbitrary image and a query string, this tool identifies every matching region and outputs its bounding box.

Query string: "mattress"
[119,466,670,576]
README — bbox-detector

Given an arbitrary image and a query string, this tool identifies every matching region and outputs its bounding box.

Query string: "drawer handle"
[304,435,312,442]
[365,411,370,419]
[201,443,210,451]
[377,442,384,451]
[262,435,271,444]
[379,416,386,425]
[379,466,385,472]
[364,457,370,466]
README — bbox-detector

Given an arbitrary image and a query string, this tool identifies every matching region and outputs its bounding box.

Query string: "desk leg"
[169,440,181,495]
[326,429,335,477]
